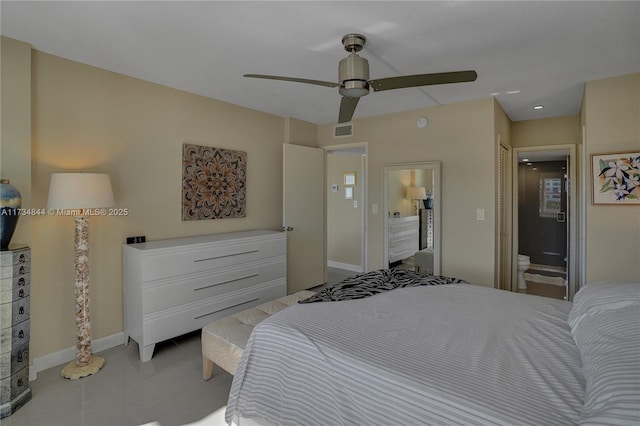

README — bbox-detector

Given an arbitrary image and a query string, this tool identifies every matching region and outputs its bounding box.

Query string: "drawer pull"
[193,249,259,263]
[193,274,259,291]
[194,297,259,320]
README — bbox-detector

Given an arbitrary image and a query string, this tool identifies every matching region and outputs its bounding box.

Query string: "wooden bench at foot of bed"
[202,290,315,379]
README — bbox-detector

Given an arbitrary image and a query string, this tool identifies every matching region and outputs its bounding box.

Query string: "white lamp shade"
[406,186,427,200]
[47,173,115,209]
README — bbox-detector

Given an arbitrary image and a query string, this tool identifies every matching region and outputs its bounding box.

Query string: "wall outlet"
[126,236,146,244]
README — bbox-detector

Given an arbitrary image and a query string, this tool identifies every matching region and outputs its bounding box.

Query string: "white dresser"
[123,230,286,361]
[388,216,419,264]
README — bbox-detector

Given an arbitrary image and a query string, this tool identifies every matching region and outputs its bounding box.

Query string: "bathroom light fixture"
[533,105,544,110]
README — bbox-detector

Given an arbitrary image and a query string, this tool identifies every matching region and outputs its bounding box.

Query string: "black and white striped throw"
[300,268,467,303]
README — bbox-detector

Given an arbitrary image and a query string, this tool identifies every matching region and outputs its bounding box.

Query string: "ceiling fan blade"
[369,70,477,92]
[244,74,339,88]
[339,96,360,123]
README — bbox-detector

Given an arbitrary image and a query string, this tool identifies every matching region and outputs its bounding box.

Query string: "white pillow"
[571,304,640,424]
[568,281,640,331]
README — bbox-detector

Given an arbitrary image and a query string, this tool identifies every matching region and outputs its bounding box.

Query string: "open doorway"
[324,143,367,286]
[512,145,576,300]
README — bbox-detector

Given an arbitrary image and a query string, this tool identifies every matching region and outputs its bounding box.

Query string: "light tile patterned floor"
[5,332,232,426]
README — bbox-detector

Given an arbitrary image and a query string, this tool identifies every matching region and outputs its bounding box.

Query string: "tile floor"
[4,332,232,426]
[5,268,358,426]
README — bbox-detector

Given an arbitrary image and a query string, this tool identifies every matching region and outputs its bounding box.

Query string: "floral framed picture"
[591,151,640,205]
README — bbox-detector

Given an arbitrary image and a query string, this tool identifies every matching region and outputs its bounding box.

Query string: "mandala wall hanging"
[182,143,247,220]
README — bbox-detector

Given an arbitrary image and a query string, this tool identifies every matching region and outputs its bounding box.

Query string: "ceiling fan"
[244,33,478,123]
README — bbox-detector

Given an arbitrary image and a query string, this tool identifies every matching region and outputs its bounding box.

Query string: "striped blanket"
[226,283,585,425]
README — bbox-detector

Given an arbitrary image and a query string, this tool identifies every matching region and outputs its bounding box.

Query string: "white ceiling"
[2,1,638,124]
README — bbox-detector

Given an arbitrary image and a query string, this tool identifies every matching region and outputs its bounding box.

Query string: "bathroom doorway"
[512,146,576,301]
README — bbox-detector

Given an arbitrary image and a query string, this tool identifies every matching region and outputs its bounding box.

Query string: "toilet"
[517,255,530,290]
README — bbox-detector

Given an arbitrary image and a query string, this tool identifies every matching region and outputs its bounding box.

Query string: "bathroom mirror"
[383,161,441,275]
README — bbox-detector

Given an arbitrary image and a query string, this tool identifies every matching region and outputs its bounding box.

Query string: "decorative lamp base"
[61,355,105,380]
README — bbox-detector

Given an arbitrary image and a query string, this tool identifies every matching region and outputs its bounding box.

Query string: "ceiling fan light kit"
[244,33,477,123]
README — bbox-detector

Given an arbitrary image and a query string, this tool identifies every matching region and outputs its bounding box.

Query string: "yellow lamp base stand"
[61,355,105,380]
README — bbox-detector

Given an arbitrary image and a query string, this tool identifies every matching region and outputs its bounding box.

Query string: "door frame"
[383,161,441,274]
[322,142,368,273]
[511,144,577,300]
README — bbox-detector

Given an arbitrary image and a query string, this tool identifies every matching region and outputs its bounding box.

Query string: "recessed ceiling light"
[533,105,544,110]
[527,162,533,166]
[490,92,500,96]
[522,158,529,162]
[505,90,521,95]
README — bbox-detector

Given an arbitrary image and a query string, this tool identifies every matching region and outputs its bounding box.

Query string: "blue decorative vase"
[0,179,21,249]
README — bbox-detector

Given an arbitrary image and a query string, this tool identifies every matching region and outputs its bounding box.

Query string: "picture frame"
[343,171,356,186]
[345,187,353,200]
[590,151,640,205]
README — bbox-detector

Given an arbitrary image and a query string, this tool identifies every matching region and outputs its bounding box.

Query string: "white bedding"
[226,284,585,425]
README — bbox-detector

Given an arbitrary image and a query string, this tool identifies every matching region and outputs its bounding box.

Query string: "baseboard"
[328,261,363,273]
[30,332,125,381]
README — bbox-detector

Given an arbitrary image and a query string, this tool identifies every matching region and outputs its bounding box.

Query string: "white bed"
[225,272,640,425]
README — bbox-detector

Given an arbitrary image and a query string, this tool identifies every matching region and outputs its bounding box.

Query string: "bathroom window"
[539,175,561,218]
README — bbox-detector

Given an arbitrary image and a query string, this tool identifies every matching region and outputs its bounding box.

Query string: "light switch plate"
[476,208,485,221]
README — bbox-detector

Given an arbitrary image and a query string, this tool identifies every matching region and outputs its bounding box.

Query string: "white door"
[283,143,325,293]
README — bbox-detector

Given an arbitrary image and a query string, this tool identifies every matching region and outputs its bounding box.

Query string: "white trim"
[30,332,125,381]
[578,126,587,293]
[327,261,363,273]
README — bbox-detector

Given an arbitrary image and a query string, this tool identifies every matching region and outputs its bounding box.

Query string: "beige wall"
[327,153,362,267]
[512,114,580,147]
[1,37,32,245]
[318,98,497,286]
[28,51,286,358]
[583,73,640,282]
[284,117,317,147]
[388,169,433,216]
[388,169,413,216]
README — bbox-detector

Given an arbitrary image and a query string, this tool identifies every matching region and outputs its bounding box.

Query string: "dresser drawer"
[139,238,285,282]
[0,275,29,305]
[0,249,30,266]
[141,258,285,314]
[0,297,30,329]
[0,320,29,351]
[0,343,28,380]
[0,366,29,404]
[0,263,30,280]
[142,280,285,346]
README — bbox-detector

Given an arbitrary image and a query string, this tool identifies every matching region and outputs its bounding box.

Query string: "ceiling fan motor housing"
[339,54,370,97]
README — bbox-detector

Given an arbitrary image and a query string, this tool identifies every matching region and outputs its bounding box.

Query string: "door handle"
[557,212,566,223]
